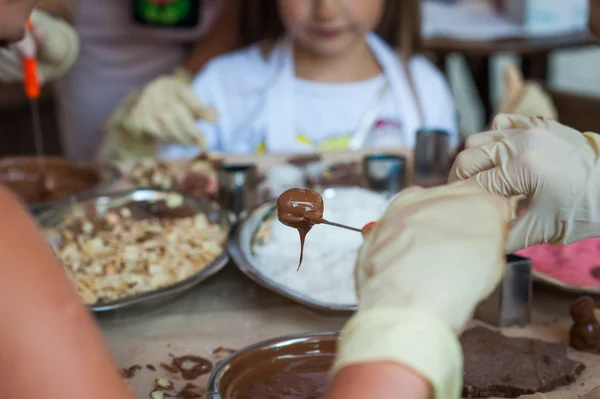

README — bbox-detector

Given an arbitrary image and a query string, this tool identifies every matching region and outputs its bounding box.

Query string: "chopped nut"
[150,390,165,399]
[48,205,226,305]
[155,377,174,390]
[165,193,184,209]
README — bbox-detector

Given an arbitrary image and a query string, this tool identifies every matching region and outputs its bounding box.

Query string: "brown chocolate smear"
[276,188,324,271]
[147,364,156,371]
[170,355,213,380]
[119,365,142,379]
[177,383,204,398]
[0,156,101,204]
[160,362,180,374]
[212,347,237,356]
[462,326,585,398]
[569,295,600,354]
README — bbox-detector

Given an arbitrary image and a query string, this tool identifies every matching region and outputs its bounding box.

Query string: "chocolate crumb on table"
[160,362,179,374]
[171,355,213,380]
[177,383,204,399]
[211,347,237,357]
[120,365,142,379]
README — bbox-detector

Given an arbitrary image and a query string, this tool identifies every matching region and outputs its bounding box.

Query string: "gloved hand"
[98,91,161,162]
[107,67,217,148]
[0,9,79,84]
[450,113,600,253]
[332,180,511,399]
[496,63,558,120]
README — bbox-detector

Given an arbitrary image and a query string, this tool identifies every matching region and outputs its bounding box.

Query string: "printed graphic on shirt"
[251,119,403,153]
[132,0,201,28]
[297,119,403,152]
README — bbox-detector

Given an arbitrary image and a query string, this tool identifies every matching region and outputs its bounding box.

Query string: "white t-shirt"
[159,37,457,158]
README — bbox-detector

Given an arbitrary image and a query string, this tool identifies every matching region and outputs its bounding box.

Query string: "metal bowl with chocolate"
[40,189,233,313]
[207,332,337,399]
[208,328,587,399]
[0,156,121,214]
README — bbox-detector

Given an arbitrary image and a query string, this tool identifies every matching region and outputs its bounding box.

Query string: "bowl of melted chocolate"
[207,332,337,399]
[0,156,120,213]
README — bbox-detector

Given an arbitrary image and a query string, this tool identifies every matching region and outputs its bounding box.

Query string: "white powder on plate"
[253,187,390,306]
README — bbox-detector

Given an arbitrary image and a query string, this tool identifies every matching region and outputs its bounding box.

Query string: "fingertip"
[503,63,524,92]
[491,114,516,130]
[361,222,377,238]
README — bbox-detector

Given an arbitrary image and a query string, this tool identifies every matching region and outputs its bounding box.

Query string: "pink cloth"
[517,239,600,287]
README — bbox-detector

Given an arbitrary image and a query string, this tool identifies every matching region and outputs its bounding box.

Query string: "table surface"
[100,266,600,399]
[99,157,600,398]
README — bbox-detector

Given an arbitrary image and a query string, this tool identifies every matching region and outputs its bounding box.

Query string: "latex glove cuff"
[332,308,463,399]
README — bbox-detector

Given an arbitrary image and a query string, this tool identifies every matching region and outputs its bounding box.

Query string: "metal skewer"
[23,18,47,188]
[318,219,363,233]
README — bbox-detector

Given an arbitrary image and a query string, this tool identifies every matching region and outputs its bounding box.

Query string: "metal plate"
[39,189,233,313]
[533,271,600,297]
[207,331,338,399]
[30,161,122,215]
[228,189,360,314]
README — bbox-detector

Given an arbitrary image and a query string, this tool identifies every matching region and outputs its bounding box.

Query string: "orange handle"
[23,18,40,99]
[361,221,377,237]
[23,57,40,99]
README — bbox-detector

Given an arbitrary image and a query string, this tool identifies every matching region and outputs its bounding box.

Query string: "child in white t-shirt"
[159,0,458,158]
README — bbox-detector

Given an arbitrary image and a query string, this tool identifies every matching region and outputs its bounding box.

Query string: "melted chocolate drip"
[276,189,324,271]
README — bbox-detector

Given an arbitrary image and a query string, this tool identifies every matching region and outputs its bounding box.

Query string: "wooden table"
[100,157,600,398]
[425,32,597,123]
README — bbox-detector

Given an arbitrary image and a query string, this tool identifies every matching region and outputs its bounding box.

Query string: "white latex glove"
[496,63,558,120]
[114,67,216,146]
[0,9,79,84]
[332,180,511,399]
[100,67,218,161]
[450,114,600,253]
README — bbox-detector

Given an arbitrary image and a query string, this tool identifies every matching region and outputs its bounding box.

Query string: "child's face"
[0,0,36,47]
[278,0,384,58]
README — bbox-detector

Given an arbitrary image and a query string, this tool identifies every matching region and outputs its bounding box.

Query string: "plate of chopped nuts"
[39,189,233,313]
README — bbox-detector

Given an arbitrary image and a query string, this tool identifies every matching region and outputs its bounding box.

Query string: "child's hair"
[239,0,422,60]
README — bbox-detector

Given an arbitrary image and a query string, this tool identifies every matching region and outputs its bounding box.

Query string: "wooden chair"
[546,87,600,133]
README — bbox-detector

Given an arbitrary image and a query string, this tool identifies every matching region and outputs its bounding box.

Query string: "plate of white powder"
[228,187,391,312]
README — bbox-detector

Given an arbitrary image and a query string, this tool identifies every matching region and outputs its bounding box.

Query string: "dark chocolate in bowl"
[0,156,102,205]
[208,332,338,399]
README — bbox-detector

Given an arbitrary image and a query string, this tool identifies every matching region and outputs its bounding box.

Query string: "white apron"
[233,32,425,153]
[55,0,223,161]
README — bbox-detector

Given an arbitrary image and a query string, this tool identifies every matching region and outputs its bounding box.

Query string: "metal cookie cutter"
[362,154,407,194]
[413,128,450,186]
[217,164,258,219]
[476,254,533,327]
